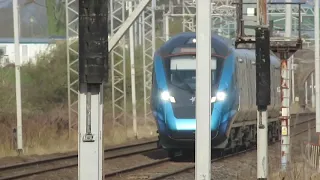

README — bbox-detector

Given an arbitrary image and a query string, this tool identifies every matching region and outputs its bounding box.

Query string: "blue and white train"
[150,32,282,157]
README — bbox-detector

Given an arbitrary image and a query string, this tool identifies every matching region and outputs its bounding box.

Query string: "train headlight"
[161,91,176,103]
[211,91,226,103]
[216,91,226,101]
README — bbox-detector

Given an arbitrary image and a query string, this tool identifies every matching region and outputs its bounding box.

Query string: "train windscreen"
[169,55,217,91]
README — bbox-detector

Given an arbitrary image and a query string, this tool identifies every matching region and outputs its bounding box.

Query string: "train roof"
[157,32,232,58]
[234,48,280,66]
[157,32,280,66]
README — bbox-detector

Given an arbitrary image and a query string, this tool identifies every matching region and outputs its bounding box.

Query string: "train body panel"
[231,49,281,123]
[151,32,281,151]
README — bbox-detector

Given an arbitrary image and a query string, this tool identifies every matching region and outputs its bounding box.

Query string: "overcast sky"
[0,0,47,23]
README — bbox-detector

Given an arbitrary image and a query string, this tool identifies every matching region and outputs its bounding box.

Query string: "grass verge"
[0,105,157,158]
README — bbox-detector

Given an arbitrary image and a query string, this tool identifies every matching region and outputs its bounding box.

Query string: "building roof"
[0,37,66,44]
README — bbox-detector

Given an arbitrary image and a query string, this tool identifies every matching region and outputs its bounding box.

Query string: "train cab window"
[168,55,218,91]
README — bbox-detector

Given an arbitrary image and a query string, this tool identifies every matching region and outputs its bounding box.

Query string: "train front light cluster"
[211,91,226,103]
[161,91,226,103]
[161,91,176,103]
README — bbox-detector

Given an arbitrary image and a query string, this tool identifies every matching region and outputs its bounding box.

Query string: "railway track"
[104,115,316,180]
[0,139,158,180]
[0,113,315,180]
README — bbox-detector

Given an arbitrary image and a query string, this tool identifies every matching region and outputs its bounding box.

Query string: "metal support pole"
[110,0,127,131]
[305,81,308,106]
[285,0,292,37]
[315,0,320,132]
[285,0,292,105]
[287,60,291,164]
[291,55,295,102]
[195,0,211,179]
[287,58,291,105]
[280,52,290,170]
[134,0,139,47]
[142,0,156,124]
[78,85,104,180]
[66,0,79,139]
[182,0,186,32]
[13,0,23,154]
[165,14,170,41]
[109,0,153,52]
[78,0,107,179]
[312,72,315,108]
[257,111,268,179]
[279,0,293,170]
[162,10,166,40]
[66,0,72,139]
[256,0,268,26]
[129,1,138,138]
[139,15,143,45]
[256,1,269,179]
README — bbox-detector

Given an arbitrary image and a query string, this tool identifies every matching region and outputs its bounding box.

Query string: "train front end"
[151,36,236,152]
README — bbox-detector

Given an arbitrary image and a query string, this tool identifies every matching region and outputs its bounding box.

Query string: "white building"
[0,37,65,66]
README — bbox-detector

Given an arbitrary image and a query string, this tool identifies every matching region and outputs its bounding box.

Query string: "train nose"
[164,104,222,131]
[170,118,196,131]
[167,116,221,132]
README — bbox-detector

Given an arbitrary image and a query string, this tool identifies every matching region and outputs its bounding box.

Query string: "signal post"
[78,0,108,179]
[234,0,304,178]
[255,26,270,180]
[234,0,271,178]
[267,2,304,171]
[279,52,290,170]
[255,1,270,179]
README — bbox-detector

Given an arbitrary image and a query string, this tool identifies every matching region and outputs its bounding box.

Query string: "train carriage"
[151,32,281,157]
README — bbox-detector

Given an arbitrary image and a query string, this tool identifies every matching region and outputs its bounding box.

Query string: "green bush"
[0,19,184,117]
[0,18,186,156]
[0,44,69,116]
[0,41,158,156]
[0,44,148,117]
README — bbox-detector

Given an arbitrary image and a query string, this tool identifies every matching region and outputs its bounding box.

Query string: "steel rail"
[0,113,314,180]
[151,119,316,179]
[0,139,158,180]
[102,116,316,179]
